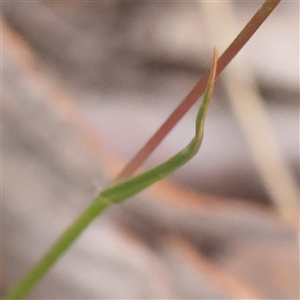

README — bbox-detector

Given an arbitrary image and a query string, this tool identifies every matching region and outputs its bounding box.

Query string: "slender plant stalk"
[116,0,281,180]
[4,50,217,300]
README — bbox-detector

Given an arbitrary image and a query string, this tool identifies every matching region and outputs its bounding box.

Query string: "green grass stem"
[3,49,217,300]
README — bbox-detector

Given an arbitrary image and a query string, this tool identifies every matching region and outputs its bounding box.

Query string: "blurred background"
[2,1,299,299]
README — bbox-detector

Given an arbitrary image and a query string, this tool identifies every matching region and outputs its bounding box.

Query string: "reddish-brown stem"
[116,0,281,180]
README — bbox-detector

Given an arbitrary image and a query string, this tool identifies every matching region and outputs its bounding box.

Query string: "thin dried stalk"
[116,0,281,180]
[202,1,299,225]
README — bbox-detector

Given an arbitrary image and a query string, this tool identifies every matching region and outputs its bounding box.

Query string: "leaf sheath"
[4,50,217,300]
